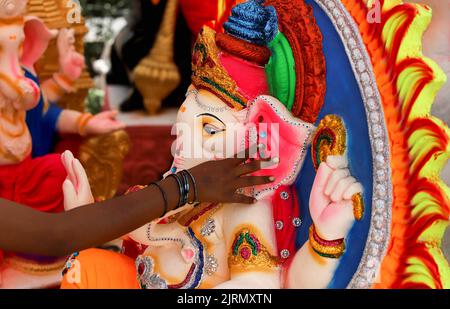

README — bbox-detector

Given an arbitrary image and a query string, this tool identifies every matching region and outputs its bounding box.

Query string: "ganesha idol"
[63,0,449,289]
[0,0,122,285]
[0,0,70,282]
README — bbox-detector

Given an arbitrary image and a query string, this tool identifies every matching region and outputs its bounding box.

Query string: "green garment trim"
[266,32,296,111]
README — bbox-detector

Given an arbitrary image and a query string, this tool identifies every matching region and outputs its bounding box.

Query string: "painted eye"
[203,123,224,135]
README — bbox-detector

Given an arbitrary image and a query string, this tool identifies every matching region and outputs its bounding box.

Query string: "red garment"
[0,154,66,265]
[272,185,300,267]
[0,154,66,213]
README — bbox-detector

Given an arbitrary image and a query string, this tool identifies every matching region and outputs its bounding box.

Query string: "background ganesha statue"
[0,0,123,286]
[63,0,449,289]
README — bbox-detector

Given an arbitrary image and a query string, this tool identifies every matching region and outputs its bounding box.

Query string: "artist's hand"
[309,156,363,240]
[188,150,274,204]
[61,150,94,211]
[84,111,126,136]
[57,28,85,81]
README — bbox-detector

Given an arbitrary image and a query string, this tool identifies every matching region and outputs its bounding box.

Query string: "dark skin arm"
[0,156,273,257]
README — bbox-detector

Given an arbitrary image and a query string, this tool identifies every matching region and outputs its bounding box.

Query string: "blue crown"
[223,0,278,46]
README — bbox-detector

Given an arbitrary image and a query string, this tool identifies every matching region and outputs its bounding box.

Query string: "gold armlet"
[228,228,279,272]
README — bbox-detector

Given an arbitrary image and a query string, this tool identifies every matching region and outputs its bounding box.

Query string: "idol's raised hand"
[309,155,363,241]
[61,150,94,211]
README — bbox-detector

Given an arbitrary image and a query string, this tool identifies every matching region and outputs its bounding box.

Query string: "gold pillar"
[133,0,181,115]
[79,130,131,201]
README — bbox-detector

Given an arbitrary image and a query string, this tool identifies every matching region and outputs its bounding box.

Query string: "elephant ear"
[245,95,316,200]
[21,16,58,69]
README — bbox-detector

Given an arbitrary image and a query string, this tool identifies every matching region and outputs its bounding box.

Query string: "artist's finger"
[231,193,256,204]
[228,142,266,166]
[235,176,274,188]
[231,144,259,165]
[326,155,348,170]
[331,176,357,202]
[343,182,364,200]
[235,159,270,176]
[325,168,350,196]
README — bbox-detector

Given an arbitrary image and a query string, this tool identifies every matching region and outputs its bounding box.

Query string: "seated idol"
[0,0,124,284]
[0,0,67,282]
[0,0,123,211]
[61,0,363,289]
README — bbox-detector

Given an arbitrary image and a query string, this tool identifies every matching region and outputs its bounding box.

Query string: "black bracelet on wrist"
[179,171,190,206]
[167,173,184,209]
[165,170,196,210]
[149,181,168,217]
[180,170,198,204]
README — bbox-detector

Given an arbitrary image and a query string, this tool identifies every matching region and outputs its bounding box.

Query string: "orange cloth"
[61,249,140,289]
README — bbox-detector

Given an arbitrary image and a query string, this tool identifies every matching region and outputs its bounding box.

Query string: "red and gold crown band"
[309,225,345,259]
[215,32,272,66]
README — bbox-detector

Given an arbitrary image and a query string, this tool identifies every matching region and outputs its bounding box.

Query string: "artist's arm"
[127,157,276,246]
[0,183,174,257]
[0,153,271,257]
[286,156,362,288]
